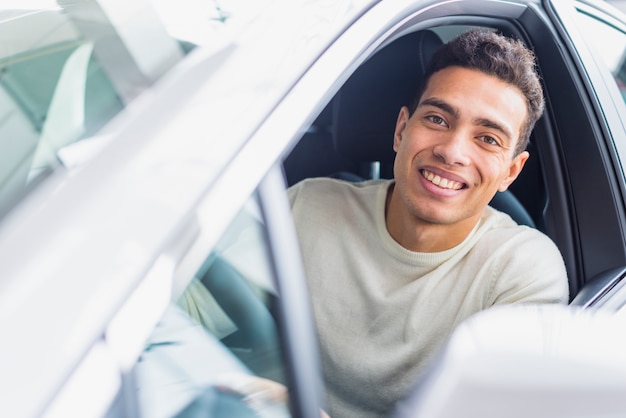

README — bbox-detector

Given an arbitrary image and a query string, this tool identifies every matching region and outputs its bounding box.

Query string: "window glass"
[0,0,274,220]
[574,11,626,103]
[131,193,293,418]
[0,2,187,218]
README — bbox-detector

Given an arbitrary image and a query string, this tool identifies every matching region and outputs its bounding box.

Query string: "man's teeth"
[423,170,463,190]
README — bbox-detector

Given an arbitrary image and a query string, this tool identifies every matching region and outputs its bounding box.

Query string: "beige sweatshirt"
[288,178,568,418]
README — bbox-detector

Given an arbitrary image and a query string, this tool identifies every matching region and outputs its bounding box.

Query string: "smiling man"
[289,30,569,418]
[388,65,529,252]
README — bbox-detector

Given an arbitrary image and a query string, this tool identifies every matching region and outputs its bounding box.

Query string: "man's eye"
[427,115,446,126]
[479,135,499,146]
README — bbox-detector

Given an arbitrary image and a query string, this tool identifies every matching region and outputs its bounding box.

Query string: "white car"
[1,0,626,417]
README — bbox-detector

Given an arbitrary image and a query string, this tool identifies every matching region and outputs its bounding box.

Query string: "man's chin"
[411,206,482,228]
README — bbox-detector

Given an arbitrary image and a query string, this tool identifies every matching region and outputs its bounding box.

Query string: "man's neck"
[384,183,481,253]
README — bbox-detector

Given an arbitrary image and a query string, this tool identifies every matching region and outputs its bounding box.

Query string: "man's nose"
[432,131,472,166]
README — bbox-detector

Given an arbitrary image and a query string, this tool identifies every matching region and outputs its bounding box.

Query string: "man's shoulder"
[475,208,568,303]
[476,209,566,290]
[483,206,536,233]
[479,207,557,249]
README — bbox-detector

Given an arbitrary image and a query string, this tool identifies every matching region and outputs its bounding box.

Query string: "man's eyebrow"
[474,118,513,142]
[418,97,458,118]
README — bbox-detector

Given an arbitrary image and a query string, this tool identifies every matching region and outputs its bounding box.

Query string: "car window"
[124,192,294,418]
[0,3,186,219]
[574,10,626,104]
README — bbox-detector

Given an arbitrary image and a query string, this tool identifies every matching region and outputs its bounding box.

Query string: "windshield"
[0,0,193,219]
[0,0,267,221]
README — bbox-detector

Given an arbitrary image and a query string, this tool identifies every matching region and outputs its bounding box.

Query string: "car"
[1,0,626,417]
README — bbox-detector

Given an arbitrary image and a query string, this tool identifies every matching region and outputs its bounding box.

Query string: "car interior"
[282,23,586,301]
[154,16,624,417]
[284,27,542,233]
[160,17,626,418]
[161,16,626,418]
[132,196,290,418]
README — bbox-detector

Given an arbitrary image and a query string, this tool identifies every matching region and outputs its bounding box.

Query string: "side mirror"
[392,304,626,418]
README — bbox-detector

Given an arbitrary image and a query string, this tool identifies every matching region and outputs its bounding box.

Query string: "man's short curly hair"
[410,30,544,156]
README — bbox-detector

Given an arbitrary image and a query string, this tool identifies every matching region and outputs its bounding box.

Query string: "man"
[288,30,569,418]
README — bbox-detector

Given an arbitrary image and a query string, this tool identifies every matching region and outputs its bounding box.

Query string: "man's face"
[392,66,529,229]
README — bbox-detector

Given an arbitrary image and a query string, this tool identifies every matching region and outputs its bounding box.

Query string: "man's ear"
[393,107,410,152]
[498,150,529,192]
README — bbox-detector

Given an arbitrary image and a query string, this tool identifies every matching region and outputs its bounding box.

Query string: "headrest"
[332,30,443,167]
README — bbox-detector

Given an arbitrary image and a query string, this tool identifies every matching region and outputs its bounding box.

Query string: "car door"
[132,166,327,418]
[545,0,626,309]
[43,165,326,418]
[0,1,371,416]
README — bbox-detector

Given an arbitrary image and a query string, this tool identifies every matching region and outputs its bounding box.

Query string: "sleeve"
[489,229,569,306]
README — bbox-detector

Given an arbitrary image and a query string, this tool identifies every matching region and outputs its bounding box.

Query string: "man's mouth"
[421,169,465,190]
